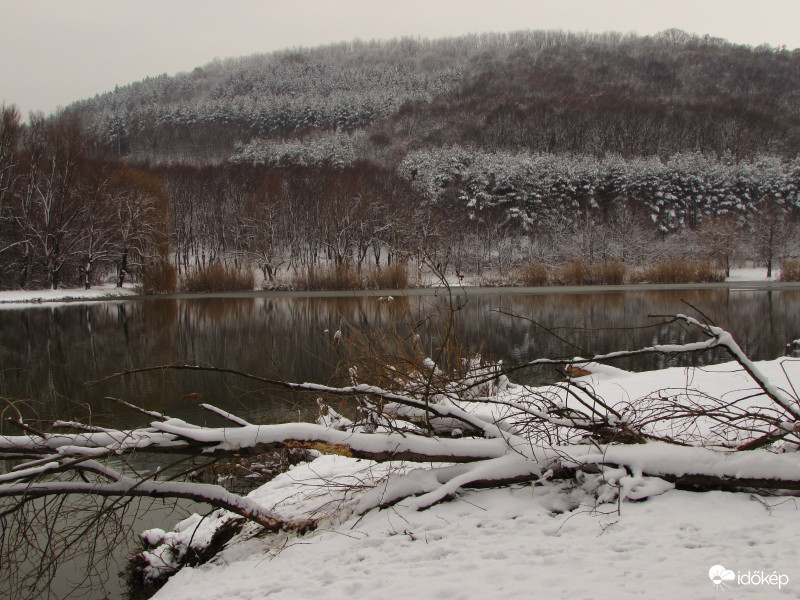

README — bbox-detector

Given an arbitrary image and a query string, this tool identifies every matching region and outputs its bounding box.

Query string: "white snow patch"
[725,267,778,282]
[153,454,800,600]
[0,283,136,307]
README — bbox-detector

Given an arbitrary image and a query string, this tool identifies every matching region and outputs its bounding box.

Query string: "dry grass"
[591,259,627,285]
[182,263,255,293]
[294,263,410,291]
[780,260,800,282]
[534,259,628,286]
[519,261,551,286]
[639,258,724,284]
[366,262,410,289]
[138,259,177,294]
[694,258,725,283]
[294,264,360,291]
[557,259,589,285]
[518,258,724,287]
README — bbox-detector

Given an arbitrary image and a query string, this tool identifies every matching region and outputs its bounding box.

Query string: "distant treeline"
[0,108,797,290]
[151,150,799,284]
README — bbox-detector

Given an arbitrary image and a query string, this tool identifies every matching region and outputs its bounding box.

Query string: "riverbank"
[0,283,138,305]
[0,268,796,306]
[145,357,800,600]
[152,461,799,600]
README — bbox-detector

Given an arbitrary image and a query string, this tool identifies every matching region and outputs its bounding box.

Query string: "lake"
[2,286,799,427]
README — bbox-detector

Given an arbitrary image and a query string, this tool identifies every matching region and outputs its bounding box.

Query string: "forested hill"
[68,29,800,164]
[68,36,467,163]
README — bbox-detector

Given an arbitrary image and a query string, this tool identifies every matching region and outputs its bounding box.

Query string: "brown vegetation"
[780,260,800,282]
[367,262,410,289]
[138,259,178,294]
[518,261,551,286]
[556,259,590,285]
[590,259,627,285]
[181,263,255,293]
[293,262,409,291]
[637,258,725,284]
[519,259,628,286]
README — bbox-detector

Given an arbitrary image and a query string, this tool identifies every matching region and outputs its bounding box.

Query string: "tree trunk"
[117,247,128,287]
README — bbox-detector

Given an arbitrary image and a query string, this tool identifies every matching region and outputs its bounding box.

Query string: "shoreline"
[2,278,800,306]
[145,356,800,600]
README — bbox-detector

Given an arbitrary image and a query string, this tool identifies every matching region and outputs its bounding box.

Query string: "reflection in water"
[1,289,799,428]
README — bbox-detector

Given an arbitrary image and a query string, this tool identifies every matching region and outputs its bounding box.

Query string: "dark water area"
[1,287,799,428]
[1,286,800,600]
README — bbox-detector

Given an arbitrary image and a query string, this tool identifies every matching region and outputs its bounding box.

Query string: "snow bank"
[142,357,800,598]
[0,283,136,307]
[153,455,798,600]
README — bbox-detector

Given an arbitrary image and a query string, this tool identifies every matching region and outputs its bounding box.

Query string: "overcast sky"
[2,0,799,117]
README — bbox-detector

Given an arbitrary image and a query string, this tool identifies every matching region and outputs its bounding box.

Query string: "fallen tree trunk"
[4,418,800,510]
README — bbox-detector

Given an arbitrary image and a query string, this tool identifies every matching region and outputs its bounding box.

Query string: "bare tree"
[240,180,287,283]
[0,105,20,212]
[0,105,23,287]
[13,112,90,289]
[107,168,170,287]
[697,214,746,276]
[750,196,796,278]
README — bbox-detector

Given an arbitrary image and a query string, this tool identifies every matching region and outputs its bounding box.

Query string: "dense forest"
[1,29,800,290]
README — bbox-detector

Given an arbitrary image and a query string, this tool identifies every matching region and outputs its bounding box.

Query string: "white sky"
[2,0,799,117]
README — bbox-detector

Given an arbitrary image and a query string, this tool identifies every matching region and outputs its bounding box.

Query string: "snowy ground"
[725,267,780,282]
[152,460,798,600]
[0,283,136,306]
[147,358,800,600]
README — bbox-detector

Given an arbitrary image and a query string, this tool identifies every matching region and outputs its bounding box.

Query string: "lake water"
[2,286,800,599]
[2,286,799,427]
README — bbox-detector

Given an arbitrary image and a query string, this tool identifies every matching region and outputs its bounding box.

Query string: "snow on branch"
[0,459,308,532]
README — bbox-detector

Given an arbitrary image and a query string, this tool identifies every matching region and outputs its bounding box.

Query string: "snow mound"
[153,454,799,600]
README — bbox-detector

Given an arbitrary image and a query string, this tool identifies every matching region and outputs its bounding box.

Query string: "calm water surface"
[1,287,799,427]
[1,287,799,600]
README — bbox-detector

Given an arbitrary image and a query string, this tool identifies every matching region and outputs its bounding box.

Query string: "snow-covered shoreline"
[0,268,790,307]
[0,283,138,306]
[143,356,800,600]
[153,459,798,600]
